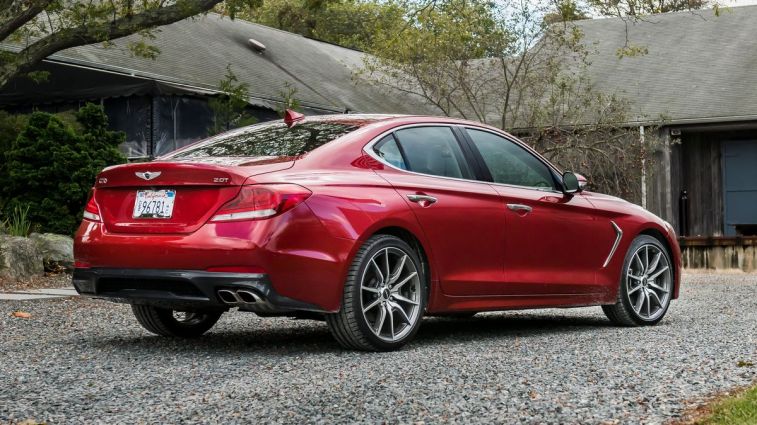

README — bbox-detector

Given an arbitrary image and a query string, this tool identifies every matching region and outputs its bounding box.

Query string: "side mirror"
[575,173,588,191]
[562,171,580,194]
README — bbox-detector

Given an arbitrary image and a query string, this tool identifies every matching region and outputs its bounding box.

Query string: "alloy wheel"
[360,247,422,342]
[625,243,672,321]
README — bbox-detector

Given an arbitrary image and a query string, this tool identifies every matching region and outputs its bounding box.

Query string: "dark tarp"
[0,61,217,106]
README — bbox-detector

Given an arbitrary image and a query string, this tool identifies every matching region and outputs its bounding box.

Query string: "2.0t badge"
[135,171,161,181]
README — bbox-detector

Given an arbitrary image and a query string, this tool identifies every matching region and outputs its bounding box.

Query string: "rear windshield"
[167,121,360,159]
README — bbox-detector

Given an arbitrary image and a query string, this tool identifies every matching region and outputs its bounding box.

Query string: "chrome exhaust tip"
[236,290,260,303]
[218,289,241,304]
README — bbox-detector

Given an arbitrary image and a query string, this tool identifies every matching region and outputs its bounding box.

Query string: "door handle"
[407,194,438,205]
[507,203,532,214]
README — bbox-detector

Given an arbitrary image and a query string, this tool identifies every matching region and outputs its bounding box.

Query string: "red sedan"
[73,112,681,351]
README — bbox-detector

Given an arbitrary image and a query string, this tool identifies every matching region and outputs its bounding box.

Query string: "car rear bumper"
[72,268,328,313]
[74,203,356,312]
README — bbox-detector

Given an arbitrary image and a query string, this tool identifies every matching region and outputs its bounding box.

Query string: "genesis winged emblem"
[135,171,162,181]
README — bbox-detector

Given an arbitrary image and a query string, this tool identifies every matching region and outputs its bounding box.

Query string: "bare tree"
[359,0,660,203]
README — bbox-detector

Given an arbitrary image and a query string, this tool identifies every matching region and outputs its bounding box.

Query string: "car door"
[369,125,506,296]
[461,127,610,296]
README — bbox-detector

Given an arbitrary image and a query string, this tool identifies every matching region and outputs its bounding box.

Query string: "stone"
[29,233,75,272]
[0,235,44,279]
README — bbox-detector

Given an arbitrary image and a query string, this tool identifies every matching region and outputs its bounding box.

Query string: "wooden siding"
[649,127,757,238]
[679,133,724,236]
[679,237,757,271]
[645,131,676,228]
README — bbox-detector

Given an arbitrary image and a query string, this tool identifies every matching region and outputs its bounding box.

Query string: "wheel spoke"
[384,249,391,282]
[633,292,644,313]
[388,255,408,285]
[362,286,379,294]
[374,304,386,334]
[633,254,644,274]
[370,258,385,283]
[648,266,669,280]
[648,282,669,293]
[644,246,650,274]
[391,271,417,293]
[363,298,382,313]
[390,300,412,324]
[386,304,395,340]
[648,251,662,274]
[645,291,651,317]
[628,273,643,281]
[628,284,643,295]
[648,290,663,307]
[392,293,418,305]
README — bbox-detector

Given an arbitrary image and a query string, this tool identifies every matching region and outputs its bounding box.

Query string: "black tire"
[326,234,427,351]
[131,305,223,338]
[602,235,673,326]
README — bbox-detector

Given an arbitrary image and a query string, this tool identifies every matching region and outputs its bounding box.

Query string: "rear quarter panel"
[254,166,437,310]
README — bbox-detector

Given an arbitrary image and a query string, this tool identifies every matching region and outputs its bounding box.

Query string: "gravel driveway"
[1,273,755,424]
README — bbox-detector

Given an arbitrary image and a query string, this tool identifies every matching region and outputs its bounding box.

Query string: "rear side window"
[466,129,555,190]
[167,121,360,158]
[393,127,473,179]
[373,135,407,170]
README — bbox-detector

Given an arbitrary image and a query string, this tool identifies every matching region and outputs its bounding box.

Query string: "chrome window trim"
[363,123,564,195]
[602,221,624,268]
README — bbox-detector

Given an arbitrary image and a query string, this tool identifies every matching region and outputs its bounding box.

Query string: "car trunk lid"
[93,159,293,234]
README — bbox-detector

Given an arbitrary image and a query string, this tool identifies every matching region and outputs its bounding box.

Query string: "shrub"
[0,111,28,205]
[1,103,125,235]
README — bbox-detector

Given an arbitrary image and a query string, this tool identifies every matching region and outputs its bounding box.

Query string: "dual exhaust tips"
[217,289,262,305]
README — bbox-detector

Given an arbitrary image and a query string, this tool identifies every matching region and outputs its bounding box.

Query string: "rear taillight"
[82,189,101,222]
[211,184,311,222]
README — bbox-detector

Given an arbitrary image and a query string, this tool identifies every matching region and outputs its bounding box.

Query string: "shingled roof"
[575,5,757,126]
[3,7,754,124]
[0,13,433,114]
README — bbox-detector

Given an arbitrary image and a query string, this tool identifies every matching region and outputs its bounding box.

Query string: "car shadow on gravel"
[85,311,616,355]
[88,321,345,355]
[415,313,613,346]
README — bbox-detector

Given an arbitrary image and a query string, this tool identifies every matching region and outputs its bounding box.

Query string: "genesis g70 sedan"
[73,112,681,351]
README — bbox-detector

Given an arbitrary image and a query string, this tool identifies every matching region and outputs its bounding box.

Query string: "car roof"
[300,113,496,130]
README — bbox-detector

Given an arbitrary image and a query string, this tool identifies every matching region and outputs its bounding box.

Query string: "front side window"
[166,121,360,159]
[393,126,473,179]
[466,129,555,190]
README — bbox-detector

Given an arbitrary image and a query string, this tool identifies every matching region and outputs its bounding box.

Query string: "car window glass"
[373,135,407,170]
[467,129,555,190]
[167,121,359,158]
[394,127,473,179]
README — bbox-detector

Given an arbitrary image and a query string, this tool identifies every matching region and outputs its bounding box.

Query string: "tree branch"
[0,0,223,88]
[0,0,54,43]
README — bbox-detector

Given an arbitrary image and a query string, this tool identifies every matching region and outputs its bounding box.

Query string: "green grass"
[2,204,32,237]
[700,384,757,425]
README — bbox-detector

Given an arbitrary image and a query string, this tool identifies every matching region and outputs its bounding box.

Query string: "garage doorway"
[722,140,757,236]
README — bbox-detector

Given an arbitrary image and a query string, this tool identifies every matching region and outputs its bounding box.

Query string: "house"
[574,6,757,269]
[0,13,432,159]
[3,7,756,270]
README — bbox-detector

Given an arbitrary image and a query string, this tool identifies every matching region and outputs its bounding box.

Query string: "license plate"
[132,190,176,219]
